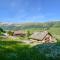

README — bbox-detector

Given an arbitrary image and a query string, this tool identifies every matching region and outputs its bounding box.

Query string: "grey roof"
[30,31,48,40]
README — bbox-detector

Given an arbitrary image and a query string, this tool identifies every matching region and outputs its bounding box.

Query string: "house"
[13,30,26,37]
[30,31,57,43]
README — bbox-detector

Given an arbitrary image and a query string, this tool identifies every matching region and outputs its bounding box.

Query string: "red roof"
[14,30,25,35]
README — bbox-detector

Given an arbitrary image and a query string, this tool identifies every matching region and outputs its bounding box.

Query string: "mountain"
[0,21,60,31]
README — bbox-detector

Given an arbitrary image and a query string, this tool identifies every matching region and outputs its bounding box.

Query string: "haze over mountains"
[0,21,60,31]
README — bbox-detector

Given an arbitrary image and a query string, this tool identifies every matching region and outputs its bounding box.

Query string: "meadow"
[0,22,60,60]
[0,39,60,60]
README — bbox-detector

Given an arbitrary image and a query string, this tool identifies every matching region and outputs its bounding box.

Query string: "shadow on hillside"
[0,41,60,60]
[32,42,60,60]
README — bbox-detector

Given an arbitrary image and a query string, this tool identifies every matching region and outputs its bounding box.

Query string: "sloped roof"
[30,31,49,40]
[14,30,25,35]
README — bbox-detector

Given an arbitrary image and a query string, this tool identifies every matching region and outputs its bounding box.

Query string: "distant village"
[0,27,57,44]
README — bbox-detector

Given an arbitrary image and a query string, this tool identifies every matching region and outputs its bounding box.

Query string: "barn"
[13,30,26,37]
[30,31,57,43]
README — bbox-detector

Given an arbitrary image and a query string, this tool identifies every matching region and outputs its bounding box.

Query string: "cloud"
[31,15,45,19]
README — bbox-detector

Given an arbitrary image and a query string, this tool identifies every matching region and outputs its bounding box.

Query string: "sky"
[0,0,60,23]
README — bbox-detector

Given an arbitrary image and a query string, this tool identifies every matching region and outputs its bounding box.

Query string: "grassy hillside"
[0,40,60,60]
[0,21,60,60]
[0,22,54,30]
[0,21,59,30]
[0,21,60,35]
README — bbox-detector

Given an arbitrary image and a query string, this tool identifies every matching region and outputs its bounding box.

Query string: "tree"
[0,27,5,34]
[7,31,14,36]
[27,30,31,39]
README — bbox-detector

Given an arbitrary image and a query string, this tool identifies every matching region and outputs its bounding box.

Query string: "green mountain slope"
[0,21,60,31]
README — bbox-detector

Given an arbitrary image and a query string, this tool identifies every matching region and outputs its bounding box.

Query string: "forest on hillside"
[0,21,60,31]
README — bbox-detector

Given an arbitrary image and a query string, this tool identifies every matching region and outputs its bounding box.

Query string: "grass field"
[0,40,60,60]
[0,27,60,60]
[48,28,60,35]
[0,41,47,60]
